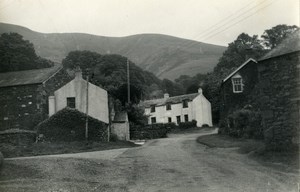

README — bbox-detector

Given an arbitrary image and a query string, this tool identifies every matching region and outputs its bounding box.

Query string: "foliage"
[161,79,184,96]
[130,123,170,140]
[174,73,206,94]
[62,51,173,103]
[219,106,263,139]
[0,33,53,72]
[36,108,108,142]
[178,120,197,129]
[126,104,148,126]
[261,24,299,49]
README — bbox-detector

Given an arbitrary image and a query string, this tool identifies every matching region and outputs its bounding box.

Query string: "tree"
[0,33,53,72]
[261,24,299,49]
[62,50,167,104]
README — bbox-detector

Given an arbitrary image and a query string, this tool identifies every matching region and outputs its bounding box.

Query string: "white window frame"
[231,74,243,93]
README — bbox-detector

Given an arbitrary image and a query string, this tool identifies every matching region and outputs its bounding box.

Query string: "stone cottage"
[141,88,212,127]
[0,65,71,131]
[48,69,109,124]
[220,30,300,147]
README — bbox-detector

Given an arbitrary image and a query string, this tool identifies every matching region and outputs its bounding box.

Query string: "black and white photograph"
[0,0,299,191]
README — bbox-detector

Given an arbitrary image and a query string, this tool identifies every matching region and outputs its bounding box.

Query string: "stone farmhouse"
[220,30,300,147]
[141,88,212,127]
[48,69,109,124]
[0,65,71,131]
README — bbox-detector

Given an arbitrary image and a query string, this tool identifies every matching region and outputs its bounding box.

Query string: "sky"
[0,0,299,46]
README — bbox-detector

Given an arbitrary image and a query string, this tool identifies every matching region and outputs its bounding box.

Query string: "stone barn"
[0,65,71,131]
[220,30,300,148]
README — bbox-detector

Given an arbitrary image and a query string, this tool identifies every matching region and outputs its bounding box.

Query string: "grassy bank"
[197,134,299,172]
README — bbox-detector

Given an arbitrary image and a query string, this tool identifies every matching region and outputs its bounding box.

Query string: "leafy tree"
[0,33,53,72]
[126,104,148,126]
[261,24,299,49]
[62,51,167,104]
[161,79,184,96]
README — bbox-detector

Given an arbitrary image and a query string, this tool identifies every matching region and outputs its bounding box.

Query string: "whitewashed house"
[141,88,212,127]
[48,69,109,124]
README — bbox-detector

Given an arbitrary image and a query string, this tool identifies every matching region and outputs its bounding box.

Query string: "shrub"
[201,124,210,128]
[130,123,170,140]
[178,120,197,129]
[220,106,263,139]
[36,108,108,142]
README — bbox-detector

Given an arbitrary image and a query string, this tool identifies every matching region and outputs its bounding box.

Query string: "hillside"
[0,23,226,80]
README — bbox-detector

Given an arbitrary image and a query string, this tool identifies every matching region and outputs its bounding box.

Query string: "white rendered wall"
[145,102,193,125]
[50,77,109,124]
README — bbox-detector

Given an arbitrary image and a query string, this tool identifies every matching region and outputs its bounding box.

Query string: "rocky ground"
[0,129,298,192]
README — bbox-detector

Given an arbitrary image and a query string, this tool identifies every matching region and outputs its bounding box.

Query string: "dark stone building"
[220,31,300,149]
[0,65,71,131]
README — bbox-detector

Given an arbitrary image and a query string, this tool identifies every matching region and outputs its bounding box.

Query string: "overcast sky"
[0,0,299,46]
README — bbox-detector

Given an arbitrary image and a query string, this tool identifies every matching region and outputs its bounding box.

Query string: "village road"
[0,129,298,192]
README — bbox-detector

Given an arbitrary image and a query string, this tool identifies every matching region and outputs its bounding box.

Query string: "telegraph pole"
[85,70,89,142]
[127,59,130,104]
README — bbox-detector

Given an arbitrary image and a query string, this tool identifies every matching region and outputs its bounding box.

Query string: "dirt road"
[0,129,298,192]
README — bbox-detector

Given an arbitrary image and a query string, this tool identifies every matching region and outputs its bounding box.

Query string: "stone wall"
[220,60,259,120]
[0,84,43,131]
[257,53,300,150]
[0,68,71,131]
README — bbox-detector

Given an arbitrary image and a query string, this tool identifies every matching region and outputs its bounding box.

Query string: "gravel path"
[0,129,298,192]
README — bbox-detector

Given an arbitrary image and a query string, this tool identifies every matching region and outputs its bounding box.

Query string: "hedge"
[178,120,197,129]
[36,108,108,142]
[130,123,176,140]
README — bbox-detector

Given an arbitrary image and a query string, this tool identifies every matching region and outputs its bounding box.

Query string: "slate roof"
[222,58,257,83]
[141,93,199,108]
[0,65,62,88]
[259,30,300,61]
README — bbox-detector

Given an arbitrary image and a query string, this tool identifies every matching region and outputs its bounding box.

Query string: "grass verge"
[197,134,299,172]
[0,140,138,158]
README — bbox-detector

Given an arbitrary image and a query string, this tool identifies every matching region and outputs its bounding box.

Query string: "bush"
[178,120,197,129]
[201,124,210,128]
[36,108,108,142]
[130,123,171,140]
[220,106,263,139]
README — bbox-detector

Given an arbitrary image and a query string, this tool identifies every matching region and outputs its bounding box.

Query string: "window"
[150,105,156,113]
[151,117,156,124]
[168,117,172,123]
[182,100,188,108]
[176,116,181,124]
[166,103,171,110]
[232,74,243,93]
[67,97,76,108]
[184,114,189,122]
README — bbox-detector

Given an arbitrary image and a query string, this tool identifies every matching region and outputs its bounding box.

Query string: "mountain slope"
[0,23,226,80]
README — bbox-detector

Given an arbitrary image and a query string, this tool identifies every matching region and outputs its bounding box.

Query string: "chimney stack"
[74,66,82,80]
[164,93,169,99]
[198,88,203,94]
